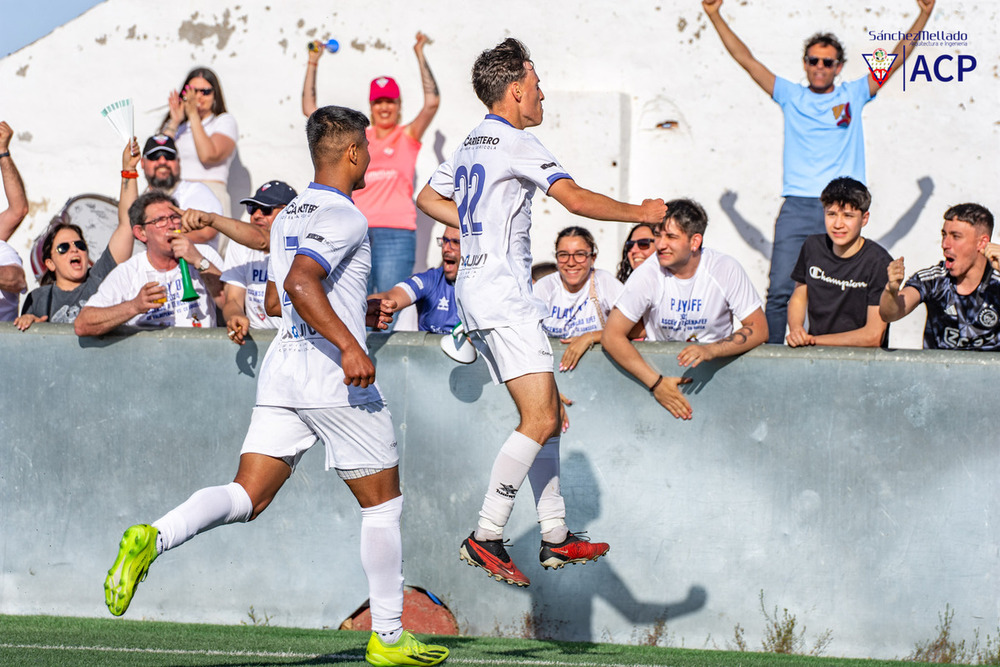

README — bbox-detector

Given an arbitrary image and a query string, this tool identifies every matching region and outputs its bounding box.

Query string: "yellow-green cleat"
[365,630,449,666]
[104,524,159,616]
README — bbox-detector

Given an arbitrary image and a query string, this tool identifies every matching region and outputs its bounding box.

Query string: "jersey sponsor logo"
[285,202,318,216]
[863,48,898,87]
[832,102,852,128]
[436,295,451,311]
[978,307,998,328]
[943,327,988,349]
[412,275,425,290]
[284,236,299,251]
[496,483,517,499]
[463,135,500,147]
[460,252,488,268]
[669,297,704,313]
[281,319,320,340]
[944,303,958,317]
[808,266,868,291]
[540,162,557,170]
[306,233,325,243]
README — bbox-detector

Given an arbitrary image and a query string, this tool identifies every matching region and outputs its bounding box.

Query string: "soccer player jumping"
[417,38,667,587]
[104,106,448,667]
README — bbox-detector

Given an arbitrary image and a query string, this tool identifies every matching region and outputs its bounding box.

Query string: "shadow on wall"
[720,176,935,258]
[507,451,708,642]
[413,130,450,274]
[227,149,252,217]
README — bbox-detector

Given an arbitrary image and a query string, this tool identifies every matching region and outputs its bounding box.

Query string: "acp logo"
[909,54,977,82]
[863,48,897,87]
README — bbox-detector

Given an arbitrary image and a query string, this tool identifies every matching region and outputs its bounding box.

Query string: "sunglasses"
[190,87,214,96]
[436,237,460,247]
[246,204,275,216]
[145,150,175,162]
[55,240,87,255]
[804,56,839,68]
[625,238,655,252]
[142,214,182,229]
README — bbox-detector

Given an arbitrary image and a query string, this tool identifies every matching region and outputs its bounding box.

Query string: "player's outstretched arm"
[812,305,888,347]
[368,285,413,314]
[547,179,666,224]
[871,0,936,95]
[405,32,441,142]
[702,0,776,96]
[677,307,768,367]
[785,283,816,347]
[879,257,921,322]
[602,308,693,420]
[416,184,460,229]
[0,122,29,241]
[302,41,324,117]
[285,254,375,387]
[175,205,269,251]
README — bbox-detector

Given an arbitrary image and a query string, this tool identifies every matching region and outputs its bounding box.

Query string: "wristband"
[649,375,664,394]
[121,170,138,179]
[0,152,9,159]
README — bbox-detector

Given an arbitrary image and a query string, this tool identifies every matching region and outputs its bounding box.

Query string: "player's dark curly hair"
[306,105,370,168]
[616,223,656,283]
[803,33,845,64]
[820,177,872,213]
[472,38,532,108]
[944,203,994,236]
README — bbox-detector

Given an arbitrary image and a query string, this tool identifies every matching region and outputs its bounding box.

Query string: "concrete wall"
[2,323,999,659]
[0,1,998,349]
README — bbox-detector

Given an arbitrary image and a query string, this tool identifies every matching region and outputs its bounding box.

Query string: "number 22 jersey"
[428,114,571,331]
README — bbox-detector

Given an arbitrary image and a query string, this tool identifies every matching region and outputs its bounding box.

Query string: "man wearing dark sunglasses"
[703,0,935,344]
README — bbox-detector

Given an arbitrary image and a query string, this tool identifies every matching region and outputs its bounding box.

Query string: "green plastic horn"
[177,258,200,302]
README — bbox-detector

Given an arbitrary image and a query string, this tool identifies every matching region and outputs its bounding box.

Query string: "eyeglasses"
[246,204,275,216]
[555,250,595,263]
[804,56,839,68]
[145,150,175,162]
[142,214,182,229]
[436,236,460,247]
[190,87,214,96]
[624,238,654,252]
[55,240,87,254]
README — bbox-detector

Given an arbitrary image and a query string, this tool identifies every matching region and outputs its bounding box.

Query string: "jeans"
[367,227,416,332]
[765,197,825,344]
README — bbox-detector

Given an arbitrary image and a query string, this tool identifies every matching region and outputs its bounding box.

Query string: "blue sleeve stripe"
[546,172,571,186]
[296,248,332,276]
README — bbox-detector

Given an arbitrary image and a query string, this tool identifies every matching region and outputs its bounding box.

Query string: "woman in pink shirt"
[302,32,441,302]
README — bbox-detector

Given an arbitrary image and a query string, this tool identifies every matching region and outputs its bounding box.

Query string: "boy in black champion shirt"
[786,177,892,347]
[881,203,1000,350]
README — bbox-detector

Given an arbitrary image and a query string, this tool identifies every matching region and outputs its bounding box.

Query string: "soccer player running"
[104,106,448,667]
[416,38,666,587]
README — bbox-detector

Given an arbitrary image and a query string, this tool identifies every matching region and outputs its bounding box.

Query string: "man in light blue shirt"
[703,0,935,342]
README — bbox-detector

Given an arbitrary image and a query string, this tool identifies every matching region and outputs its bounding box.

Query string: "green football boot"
[104,524,159,616]
[365,629,449,666]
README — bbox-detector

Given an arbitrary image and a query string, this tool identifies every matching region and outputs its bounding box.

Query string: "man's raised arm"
[870,0,936,96]
[547,179,666,224]
[702,0,777,96]
[0,122,29,241]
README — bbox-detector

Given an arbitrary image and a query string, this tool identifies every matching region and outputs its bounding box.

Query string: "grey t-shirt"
[21,249,117,323]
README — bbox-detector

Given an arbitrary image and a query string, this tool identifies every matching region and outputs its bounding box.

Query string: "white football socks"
[475,431,543,542]
[528,436,568,544]
[360,495,404,639]
[152,482,253,554]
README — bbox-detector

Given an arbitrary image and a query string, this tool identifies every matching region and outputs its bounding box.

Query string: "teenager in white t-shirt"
[103,107,448,667]
[534,226,623,371]
[75,191,225,335]
[603,199,768,421]
[417,38,666,587]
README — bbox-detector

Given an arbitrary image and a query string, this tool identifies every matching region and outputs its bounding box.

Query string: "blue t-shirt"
[772,75,873,197]
[398,266,459,334]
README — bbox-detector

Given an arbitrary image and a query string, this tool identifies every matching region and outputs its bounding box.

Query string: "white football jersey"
[221,243,280,329]
[256,183,382,408]
[428,114,572,331]
[534,269,623,338]
[614,248,762,343]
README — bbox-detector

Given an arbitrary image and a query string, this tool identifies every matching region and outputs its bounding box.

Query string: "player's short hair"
[306,106,370,168]
[944,203,994,237]
[659,199,708,239]
[820,177,872,213]
[803,32,845,63]
[472,38,532,108]
[555,225,598,255]
[129,190,179,228]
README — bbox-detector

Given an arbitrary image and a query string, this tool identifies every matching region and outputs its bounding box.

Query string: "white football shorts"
[241,401,398,478]
[468,320,555,385]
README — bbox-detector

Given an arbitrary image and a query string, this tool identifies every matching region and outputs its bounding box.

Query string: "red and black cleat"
[539,531,609,569]
[460,533,530,587]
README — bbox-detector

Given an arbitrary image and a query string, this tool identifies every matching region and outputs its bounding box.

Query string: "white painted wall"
[0,0,997,349]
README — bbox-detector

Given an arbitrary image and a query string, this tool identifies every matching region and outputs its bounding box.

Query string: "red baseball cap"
[369,76,400,102]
